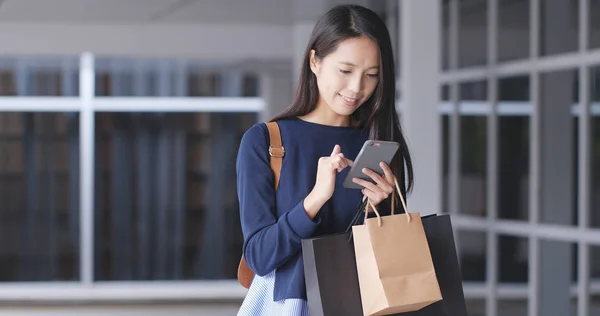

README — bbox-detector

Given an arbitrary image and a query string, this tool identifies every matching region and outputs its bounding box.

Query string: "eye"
[339,69,351,74]
[367,73,379,78]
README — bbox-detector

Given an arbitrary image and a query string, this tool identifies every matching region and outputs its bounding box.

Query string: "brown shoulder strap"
[265,121,284,189]
[236,122,284,289]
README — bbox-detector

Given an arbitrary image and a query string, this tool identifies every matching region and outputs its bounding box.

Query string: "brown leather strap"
[237,121,283,289]
[265,121,284,189]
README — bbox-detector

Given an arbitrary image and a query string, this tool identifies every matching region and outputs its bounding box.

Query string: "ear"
[309,49,320,75]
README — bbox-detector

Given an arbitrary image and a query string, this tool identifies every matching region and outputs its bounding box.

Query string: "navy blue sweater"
[236,118,371,301]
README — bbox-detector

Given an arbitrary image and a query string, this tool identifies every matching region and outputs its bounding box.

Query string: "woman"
[236,4,413,315]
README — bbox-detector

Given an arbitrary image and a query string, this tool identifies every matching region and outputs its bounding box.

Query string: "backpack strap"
[237,121,283,289]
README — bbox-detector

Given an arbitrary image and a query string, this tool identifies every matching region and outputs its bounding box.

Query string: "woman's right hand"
[303,144,352,219]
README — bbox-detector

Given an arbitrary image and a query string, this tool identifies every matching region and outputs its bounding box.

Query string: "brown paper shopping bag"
[352,178,442,315]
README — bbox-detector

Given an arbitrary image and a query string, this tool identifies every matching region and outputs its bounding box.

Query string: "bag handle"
[237,121,283,289]
[363,176,411,227]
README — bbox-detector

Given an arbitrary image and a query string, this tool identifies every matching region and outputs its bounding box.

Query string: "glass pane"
[540,70,578,226]
[242,74,260,97]
[92,59,256,97]
[441,84,450,101]
[0,59,78,96]
[95,71,136,97]
[0,70,16,96]
[498,116,530,221]
[592,66,600,229]
[498,235,528,283]
[459,81,487,217]
[460,116,487,217]
[460,80,487,101]
[188,73,221,97]
[498,299,528,316]
[498,76,530,221]
[94,61,177,97]
[592,245,600,316]
[466,299,485,316]
[94,112,257,281]
[499,0,530,62]
[540,0,579,56]
[442,115,450,213]
[592,245,600,285]
[459,0,487,67]
[442,0,451,71]
[498,76,530,101]
[458,231,486,281]
[591,0,600,49]
[0,112,80,281]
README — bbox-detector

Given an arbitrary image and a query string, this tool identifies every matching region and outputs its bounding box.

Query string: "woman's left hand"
[352,161,395,209]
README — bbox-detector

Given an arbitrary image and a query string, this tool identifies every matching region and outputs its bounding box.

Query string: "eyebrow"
[339,61,379,70]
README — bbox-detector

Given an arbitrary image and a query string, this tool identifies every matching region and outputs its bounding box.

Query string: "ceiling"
[0,0,293,25]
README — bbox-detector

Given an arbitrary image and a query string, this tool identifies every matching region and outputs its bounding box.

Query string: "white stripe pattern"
[237,270,309,316]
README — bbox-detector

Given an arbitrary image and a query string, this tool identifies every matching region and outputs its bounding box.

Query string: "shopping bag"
[352,178,442,315]
[407,213,467,316]
[301,200,367,316]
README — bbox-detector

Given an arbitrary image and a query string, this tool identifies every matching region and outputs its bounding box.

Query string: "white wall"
[0,23,293,61]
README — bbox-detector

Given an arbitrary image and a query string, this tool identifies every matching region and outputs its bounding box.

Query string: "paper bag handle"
[364,199,382,226]
[364,176,411,226]
[390,177,410,220]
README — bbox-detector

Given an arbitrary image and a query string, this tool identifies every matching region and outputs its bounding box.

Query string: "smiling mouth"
[340,95,358,103]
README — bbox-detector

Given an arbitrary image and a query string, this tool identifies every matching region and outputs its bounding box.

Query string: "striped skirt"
[237,270,309,316]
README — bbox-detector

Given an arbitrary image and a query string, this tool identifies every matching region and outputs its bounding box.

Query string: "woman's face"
[310,36,380,119]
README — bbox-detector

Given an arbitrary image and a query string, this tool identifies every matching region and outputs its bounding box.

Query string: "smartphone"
[342,140,400,189]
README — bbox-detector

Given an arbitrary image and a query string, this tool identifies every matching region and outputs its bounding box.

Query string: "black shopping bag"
[401,214,468,316]
[302,211,467,316]
[302,231,364,316]
[301,200,366,316]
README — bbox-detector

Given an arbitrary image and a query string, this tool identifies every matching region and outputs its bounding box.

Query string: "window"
[591,0,600,49]
[0,112,80,282]
[458,0,487,67]
[498,76,530,221]
[459,81,488,218]
[459,231,486,282]
[499,0,530,61]
[442,0,451,70]
[93,112,257,281]
[0,71,16,96]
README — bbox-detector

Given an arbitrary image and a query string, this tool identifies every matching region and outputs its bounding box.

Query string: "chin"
[334,101,361,116]
[332,107,357,117]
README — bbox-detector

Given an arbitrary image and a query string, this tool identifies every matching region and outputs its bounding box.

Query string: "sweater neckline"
[293,117,363,132]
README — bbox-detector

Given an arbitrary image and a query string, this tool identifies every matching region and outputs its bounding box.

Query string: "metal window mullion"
[580,0,589,52]
[451,214,600,244]
[448,0,461,259]
[486,1,499,315]
[528,0,541,314]
[449,0,460,216]
[79,53,95,286]
[577,0,591,310]
[449,0,459,72]
[440,50,600,83]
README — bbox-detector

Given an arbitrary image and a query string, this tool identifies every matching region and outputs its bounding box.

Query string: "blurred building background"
[0,0,598,315]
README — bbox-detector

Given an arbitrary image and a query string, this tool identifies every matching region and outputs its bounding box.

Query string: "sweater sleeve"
[237,124,321,276]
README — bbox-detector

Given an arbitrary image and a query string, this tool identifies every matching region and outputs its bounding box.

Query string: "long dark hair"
[272,4,414,196]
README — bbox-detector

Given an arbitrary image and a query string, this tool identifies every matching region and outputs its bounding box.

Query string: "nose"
[348,74,363,94]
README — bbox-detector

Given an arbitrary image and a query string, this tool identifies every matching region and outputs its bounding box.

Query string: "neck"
[299,100,351,127]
